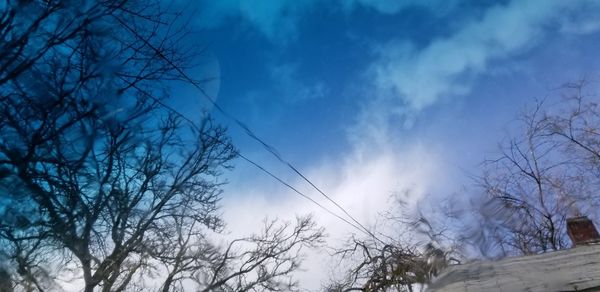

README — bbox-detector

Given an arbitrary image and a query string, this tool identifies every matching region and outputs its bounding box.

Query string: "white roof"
[427,244,600,292]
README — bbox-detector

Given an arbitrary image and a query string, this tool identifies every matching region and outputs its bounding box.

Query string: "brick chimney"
[567,216,600,246]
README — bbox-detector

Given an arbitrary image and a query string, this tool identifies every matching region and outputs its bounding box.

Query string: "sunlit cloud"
[369,0,600,120]
[196,0,318,42]
[201,0,600,289]
[345,0,458,15]
[269,63,327,103]
[222,138,446,289]
[195,0,458,42]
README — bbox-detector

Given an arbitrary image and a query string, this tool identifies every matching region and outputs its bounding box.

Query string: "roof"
[427,244,600,292]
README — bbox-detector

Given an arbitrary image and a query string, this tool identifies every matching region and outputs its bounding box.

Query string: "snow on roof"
[427,244,600,292]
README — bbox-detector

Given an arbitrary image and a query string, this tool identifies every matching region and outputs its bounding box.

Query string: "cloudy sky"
[172,0,600,288]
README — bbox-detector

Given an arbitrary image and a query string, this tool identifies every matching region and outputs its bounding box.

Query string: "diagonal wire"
[115,16,383,242]
[129,90,368,235]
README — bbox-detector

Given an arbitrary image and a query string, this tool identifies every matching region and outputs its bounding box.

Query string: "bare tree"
[195,216,324,292]
[479,101,571,254]
[0,265,12,292]
[325,237,426,292]
[324,81,600,291]
[0,1,324,291]
[544,81,600,204]
[325,195,461,292]
[478,80,600,256]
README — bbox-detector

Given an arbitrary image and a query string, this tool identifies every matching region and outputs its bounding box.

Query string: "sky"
[171,0,600,289]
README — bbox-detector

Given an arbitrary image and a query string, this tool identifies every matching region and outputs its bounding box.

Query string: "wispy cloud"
[345,0,458,15]
[209,0,600,289]
[222,142,443,290]
[197,0,317,42]
[369,0,600,118]
[196,0,458,43]
[270,63,326,103]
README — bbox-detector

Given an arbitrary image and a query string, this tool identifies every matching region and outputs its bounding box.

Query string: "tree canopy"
[0,1,323,291]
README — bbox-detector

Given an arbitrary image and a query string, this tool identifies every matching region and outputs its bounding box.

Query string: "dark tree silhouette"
[0,1,324,291]
[325,238,433,292]
[325,203,460,292]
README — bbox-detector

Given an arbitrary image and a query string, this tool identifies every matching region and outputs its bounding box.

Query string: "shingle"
[427,245,600,292]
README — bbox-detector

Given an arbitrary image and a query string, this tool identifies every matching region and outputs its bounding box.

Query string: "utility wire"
[116,17,383,243]
[129,89,368,235]
[236,153,369,234]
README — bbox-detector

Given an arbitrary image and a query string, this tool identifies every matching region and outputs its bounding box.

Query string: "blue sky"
[171,0,600,288]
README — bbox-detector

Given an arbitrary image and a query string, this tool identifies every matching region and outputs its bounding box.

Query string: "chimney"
[567,216,600,246]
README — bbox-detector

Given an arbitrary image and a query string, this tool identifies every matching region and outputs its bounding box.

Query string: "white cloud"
[559,2,600,35]
[196,0,458,42]
[222,140,445,290]
[197,0,318,42]
[370,0,600,116]
[211,0,600,289]
[270,63,326,102]
[347,0,458,15]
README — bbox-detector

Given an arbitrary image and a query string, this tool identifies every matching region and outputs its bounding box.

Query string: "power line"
[235,153,369,234]
[116,17,382,242]
[118,16,380,241]
[125,86,368,235]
